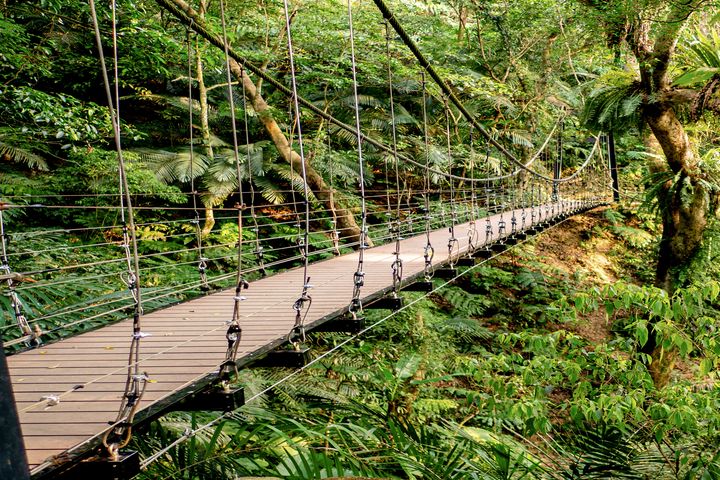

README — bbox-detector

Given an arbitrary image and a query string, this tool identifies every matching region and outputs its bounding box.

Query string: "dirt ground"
[529,207,617,284]
[527,207,615,343]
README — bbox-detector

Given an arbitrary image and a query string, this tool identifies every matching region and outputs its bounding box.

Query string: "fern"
[0,139,48,170]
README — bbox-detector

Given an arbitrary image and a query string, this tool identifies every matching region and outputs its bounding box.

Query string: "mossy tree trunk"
[627,2,710,388]
[195,0,216,235]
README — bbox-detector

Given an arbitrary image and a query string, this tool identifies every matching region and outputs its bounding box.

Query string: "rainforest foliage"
[3,0,720,478]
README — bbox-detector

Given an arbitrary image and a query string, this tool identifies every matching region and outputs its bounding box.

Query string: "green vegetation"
[3,0,720,478]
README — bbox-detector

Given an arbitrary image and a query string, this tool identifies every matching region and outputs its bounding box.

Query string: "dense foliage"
[3,0,720,478]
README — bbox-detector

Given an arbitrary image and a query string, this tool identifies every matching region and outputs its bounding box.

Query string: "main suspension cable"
[154,0,588,185]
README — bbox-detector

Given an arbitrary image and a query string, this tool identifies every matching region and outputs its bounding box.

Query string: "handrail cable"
[89,0,148,460]
[137,219,567,470]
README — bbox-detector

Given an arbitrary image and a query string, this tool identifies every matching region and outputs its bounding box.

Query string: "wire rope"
[385,20,403,297]
[281,0,313,349]
[345,0,370,319]
[239,66,267,277]
[88,0,148,459]
[186,28,210,291]
[444,97,460,267]
[0,208,39,346]
[153,0,595,186]
[217,0,248,387]
[420,72,435,281]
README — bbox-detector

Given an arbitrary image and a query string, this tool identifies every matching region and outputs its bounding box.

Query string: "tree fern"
[582,79,643,132]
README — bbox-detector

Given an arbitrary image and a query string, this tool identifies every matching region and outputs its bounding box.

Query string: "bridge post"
[608,131,620,202]
[0,340,30,480]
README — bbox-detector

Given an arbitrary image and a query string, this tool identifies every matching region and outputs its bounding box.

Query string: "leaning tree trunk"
[232,64,365,245]
[193,8,217,235]
[641,101,709,388]
[156,0,363,245]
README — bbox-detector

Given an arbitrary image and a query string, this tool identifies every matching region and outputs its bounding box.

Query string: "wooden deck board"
[5,203,585,476]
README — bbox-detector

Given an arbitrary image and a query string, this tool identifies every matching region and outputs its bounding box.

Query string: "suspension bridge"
[0,0,617,479]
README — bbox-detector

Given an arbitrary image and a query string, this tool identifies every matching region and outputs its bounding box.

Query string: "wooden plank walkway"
[7,201,586,477]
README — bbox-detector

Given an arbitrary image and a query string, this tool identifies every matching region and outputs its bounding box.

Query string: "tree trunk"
[156,0,363,245]
[193,7,217,235]
[640,102,708,388]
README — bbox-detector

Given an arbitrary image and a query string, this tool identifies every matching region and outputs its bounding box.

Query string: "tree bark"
[626,4,710,388]
[156,0,363,245]
[194,2,217,235]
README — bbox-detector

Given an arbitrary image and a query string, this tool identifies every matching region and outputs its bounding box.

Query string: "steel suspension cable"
[347,0,369,317]
[240,67,267,277]
[484,141,494,245]
[154,0,586,186]
[326,103,341,256]
[282,0,312,348]
[384,20,403,298]
[89,0,148,460]
[444,97,459,267]
[218,0,248,386]
[0,208,39,347]
[420,72,434,281]
[467,126,478,252]
[187,29,210,291]
[286,101,305,264]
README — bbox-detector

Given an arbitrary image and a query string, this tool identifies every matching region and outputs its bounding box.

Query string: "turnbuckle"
[225,322,242,350]
[353,270,365,288]
[423,243,434,280]
[392,257,403,293]
[289,278,312,347]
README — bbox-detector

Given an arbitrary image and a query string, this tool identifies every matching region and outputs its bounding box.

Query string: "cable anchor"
[289,277,312,349]
[423,243,434,281]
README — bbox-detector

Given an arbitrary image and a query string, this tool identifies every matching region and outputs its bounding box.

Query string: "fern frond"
[0,140,48,171]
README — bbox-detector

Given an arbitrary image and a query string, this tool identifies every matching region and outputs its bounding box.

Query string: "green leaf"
[395,353,422,380]
[673,67,718,86]
[700,358,714,376]
[635,321,649,347]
